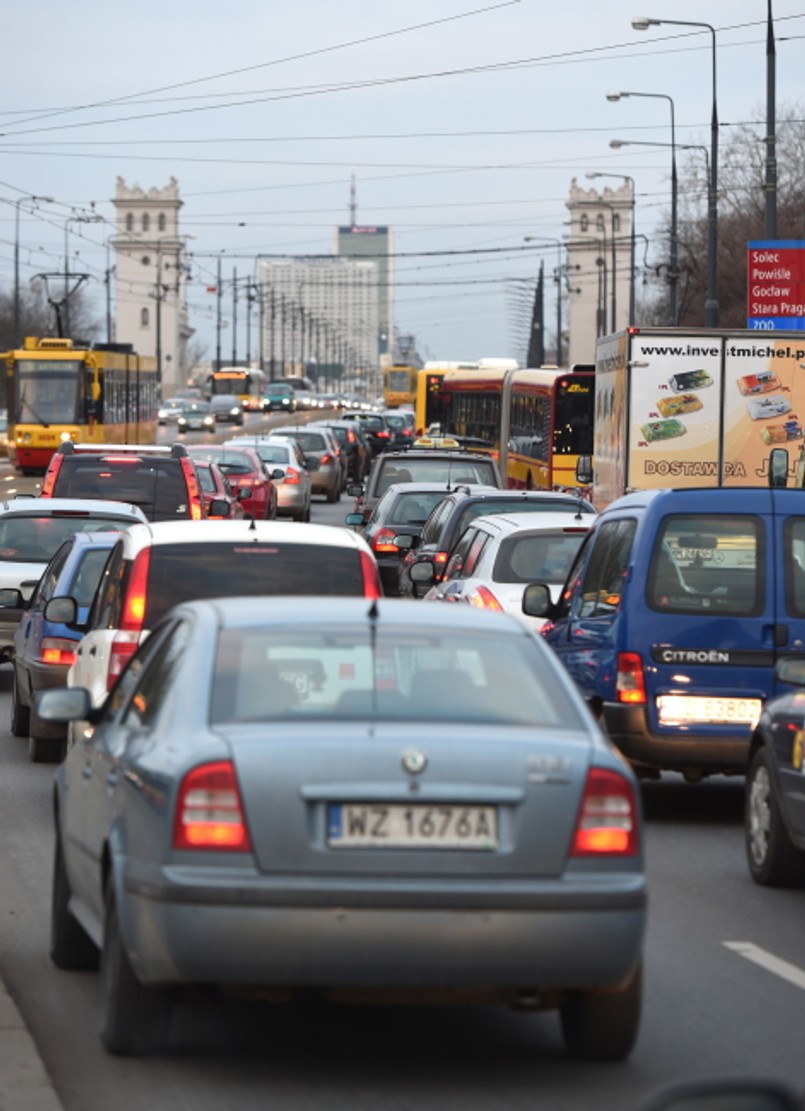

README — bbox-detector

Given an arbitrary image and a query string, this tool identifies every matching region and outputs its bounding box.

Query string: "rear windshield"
[376,457,498,496]
[281,432,327,453]
[211,627,583,727]
[453,498,592,539]
[188,450,254,476]
[0,515,132,562]
[389,491,451,526]
[53,458,188,522]
[249,445,290,465]
[144,542,363,626]
[494,531,588,584]
[647,515,763,616]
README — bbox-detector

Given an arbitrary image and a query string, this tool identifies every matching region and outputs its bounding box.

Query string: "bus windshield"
[210,373,249,396]
[15,360,82,425]
[554,379,594,456]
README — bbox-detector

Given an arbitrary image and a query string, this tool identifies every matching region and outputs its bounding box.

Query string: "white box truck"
[593,327,805,508]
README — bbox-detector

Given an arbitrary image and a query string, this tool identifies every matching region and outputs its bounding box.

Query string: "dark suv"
[349,448,504,523]
[41,442,207,521]
[398,487,596,598]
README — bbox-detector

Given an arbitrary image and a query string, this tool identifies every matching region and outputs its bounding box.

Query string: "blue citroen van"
[527,487,805,781]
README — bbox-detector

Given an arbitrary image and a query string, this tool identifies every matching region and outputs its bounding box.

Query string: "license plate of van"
[657,695,762,727]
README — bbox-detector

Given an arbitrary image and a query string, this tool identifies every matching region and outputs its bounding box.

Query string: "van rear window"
[647,515,763,616]
[54,458,188,521]
[143,542,363,626]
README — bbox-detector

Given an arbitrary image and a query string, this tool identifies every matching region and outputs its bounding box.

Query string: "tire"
[326,484,340,504]
[746,747,805,886]
[28,732,64,764]
[10,669,30,739]
[559,962,642,1061]
[302,502,311,523]
[100,889,173,1056]
[50,830,99,970]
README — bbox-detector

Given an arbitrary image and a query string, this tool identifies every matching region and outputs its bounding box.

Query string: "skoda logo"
[401,748,427,775]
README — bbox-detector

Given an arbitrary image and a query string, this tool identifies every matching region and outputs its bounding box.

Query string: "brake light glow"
[121,548,150,632]
[107,632,139,689]
[284,467,300,485]
[41,454,64,497]
[466,585,504,611]
[39,638,77,666]
[372,527,399,553]
[99,456,141,464]
[180,457,204,520]
[360,550,382,598]
[571,767,639,856]
[173,761,252,851]
[320,453,333,466]
[375,430,390,439]
[616,652,647,704]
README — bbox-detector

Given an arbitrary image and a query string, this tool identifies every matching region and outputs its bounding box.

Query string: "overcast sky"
[1,1,801,365]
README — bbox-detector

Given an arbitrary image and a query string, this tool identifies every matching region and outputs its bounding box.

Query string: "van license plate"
[327,804,498,849]
[657,695,761,727]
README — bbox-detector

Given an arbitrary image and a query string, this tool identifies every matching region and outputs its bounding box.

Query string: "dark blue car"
[7,531,119,763]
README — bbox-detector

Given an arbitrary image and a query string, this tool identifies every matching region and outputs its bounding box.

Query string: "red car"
[187,446,277,519]
[192,460,247,520]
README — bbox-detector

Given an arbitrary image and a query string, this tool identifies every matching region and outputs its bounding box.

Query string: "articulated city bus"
[207,367,267,411]
[383,365,419,409]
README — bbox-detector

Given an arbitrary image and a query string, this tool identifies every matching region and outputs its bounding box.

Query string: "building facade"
[565,180,633,365]
[258,257,379,395]
[111,177,193,397]
[336,225,392,361]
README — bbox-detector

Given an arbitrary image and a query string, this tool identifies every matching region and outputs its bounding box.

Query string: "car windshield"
[189,451,253,475]
[144,543,364,626]
[0,516,133,562]
[376,457,497,496]
[211,626,583,727]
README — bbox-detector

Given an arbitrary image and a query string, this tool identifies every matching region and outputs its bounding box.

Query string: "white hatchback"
[419,510,594,631]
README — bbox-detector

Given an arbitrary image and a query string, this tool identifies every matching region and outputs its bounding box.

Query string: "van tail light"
[284,467,301,485]
[372,528,399,553]
[107,632,139,689]
[616,652,647,704]
[121,548,150,632]
[173,760,252,852]
[571,767,639,857]
[466,585,504,611]
[41,454,64,497]
[360,550,382,599]
[39,638,77,666]
[180,457,204,520]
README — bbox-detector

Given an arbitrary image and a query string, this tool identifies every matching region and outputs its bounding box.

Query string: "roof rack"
[57,442,186,457]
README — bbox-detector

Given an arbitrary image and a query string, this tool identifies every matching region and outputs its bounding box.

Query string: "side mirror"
[393,534,415,550]
[576,454,593,486]
[43,596,80,626]
[208,498,231,518]
[344,513,364,527]
[237,488,251,501]
[0,588,25,610]
[769,447,789,488]
[347,483,364,497]
[410,561,435,584]
[35,686,93,724]
[270,468,285,481]
[775,656,805,688]
[522,583,554,618]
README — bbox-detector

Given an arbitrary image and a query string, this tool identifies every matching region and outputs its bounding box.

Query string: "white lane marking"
[725,941,805,991]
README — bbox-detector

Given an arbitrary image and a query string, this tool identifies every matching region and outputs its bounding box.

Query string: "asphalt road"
[1,434,805,1108]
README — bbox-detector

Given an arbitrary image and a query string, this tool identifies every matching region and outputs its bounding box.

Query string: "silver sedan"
[41,597,646,1059]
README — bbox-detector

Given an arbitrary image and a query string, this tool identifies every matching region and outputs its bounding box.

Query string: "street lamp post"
[607,89,677,324]
[586,171,636,324]
[632,17,718,326]
[13,194,53,348]
[63,211,103,338]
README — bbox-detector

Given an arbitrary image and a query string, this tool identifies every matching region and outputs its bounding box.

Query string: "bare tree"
[0,279,101,350]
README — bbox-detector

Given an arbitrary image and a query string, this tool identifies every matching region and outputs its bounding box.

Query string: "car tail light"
[100,455,141,464]
[40,454,64,497]
[180,456,204,520]
[121,548,150,632]
[375,430,390,439]
[360,550,382,598]
[433,550,449,580]
[571,767,639,857]
[320,453,333,466]
[284,467,300,485]
[372,528,399,553]
[107,632,139,688]
[39,638,77,666]
[466,585,504,610]
[347,430,356,443]
[616,652,647,704]
[173,761,252,852]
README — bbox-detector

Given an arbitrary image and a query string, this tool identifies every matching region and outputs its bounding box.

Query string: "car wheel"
[100,889,173,1056]
[559,961,642,1061]
[303,502,311,522]
[50,829,99,970]
[746,747,805,886]
[11,668,30,738]
[326,484,340,504]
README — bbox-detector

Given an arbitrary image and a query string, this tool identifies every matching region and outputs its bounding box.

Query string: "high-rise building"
[336,225,392,359]
[111,177,193,397]
[258,257,379,393]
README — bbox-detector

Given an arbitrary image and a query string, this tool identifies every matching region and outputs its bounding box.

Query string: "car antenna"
[367,598,379,719]
[248,514,257,532]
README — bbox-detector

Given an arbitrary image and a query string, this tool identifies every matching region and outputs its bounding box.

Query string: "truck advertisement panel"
[722,336,805,485]
[626,334,722,492]
[593,331,629,509]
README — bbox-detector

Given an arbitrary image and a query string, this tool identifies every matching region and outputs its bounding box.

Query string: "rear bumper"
[275,486,308,513]
[121,866,646,989]
[603,703,750,774]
